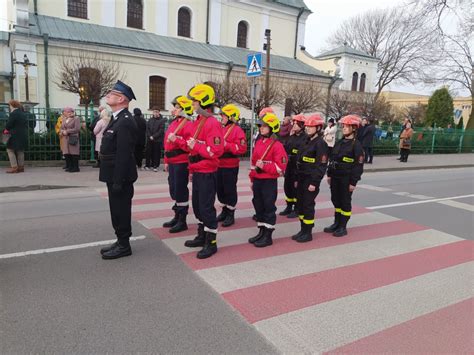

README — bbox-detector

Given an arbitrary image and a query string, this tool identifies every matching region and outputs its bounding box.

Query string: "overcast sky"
[303,0,437,95]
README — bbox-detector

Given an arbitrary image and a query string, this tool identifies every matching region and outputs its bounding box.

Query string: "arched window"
[359,73,366,92]
[351,72,359,91]
[68,0,87,19]
[149,76,166,110]
[178,7,191,38]
[127,0,143,29]
[237,21,248,48]
[78,67,100,105]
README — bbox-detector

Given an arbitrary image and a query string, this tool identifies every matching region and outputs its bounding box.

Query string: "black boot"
[217,207,228,222]
[333,215,350,237]
[324,213,341,233]
[248,226,264,244]
[101,242,132,260]
[68,155,80,172]
[279,203,293,216]
[163,205,178,228]
[169,212,188,233]
[64,154,71,171]
[254,227,273,248]
[296,224,313,243]
[291,221,305,240]
[222,209,235,227]
[184,223,205,247]
[100,242,117,255]
[197,232,217,259]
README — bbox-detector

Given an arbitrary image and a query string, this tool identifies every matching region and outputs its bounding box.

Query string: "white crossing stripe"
[437,199,474,212]
[368,194,474,209]
[0,236,146,259]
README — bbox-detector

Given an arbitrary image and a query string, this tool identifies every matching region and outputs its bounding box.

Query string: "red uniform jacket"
[218,123,247,169]
[249,136,288,181]
[188,114,224,173]
[164,116,192,164]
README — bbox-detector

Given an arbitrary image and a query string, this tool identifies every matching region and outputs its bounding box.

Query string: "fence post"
[458,128,465,153]
[89,100,95,162]
[431,124,436,154]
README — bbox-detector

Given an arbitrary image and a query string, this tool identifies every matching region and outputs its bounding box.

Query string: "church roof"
[315,44,378,61]
[21,14,328,79]
[269,0,311,11]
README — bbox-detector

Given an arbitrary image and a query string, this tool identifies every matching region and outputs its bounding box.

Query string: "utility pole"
[15,54,37,102]
[263,29,271,107]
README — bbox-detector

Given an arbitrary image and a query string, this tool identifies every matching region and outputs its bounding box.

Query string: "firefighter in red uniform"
[291,114,328,243]
[279,114,307,218]
[324,114,364,237]
[183,84,224,259]
[248,113,288,247]
[163,95,194,233]
[216,104,247,227]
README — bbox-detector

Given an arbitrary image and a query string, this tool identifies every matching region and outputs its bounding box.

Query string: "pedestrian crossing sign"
[247,53,262,77]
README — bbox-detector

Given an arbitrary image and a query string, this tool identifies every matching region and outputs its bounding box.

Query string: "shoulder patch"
[214,137,221,145]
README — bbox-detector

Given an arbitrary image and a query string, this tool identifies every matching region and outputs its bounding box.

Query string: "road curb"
[364,164,474,173]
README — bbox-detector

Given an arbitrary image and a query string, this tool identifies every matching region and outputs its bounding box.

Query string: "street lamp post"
[15,54,37,102]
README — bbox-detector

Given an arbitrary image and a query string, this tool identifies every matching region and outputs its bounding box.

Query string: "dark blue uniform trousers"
[168,162,189,215]
[217,167,239,208]
[192,172,218,231]
[252,178,278,227]
[107,182,134,247]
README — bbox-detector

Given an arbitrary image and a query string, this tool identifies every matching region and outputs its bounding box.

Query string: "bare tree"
[280,80,325,114]
[328,7,437,96]
[327,90,355,120]
[352,94,394,123]
[234,74,282,115]
[54,53,124,105]
[404,103,427,126]
[202,73,240,107]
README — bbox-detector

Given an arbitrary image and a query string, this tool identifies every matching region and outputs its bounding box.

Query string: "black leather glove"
[112,183,123,192]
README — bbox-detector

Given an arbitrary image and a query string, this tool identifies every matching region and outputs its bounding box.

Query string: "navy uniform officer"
[279,114,307,218]
[99,80,138,259]
[324,114,364,237]
[291,114,328,243]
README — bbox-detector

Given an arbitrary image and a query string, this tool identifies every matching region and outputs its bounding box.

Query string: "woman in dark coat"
[5,100,28,173]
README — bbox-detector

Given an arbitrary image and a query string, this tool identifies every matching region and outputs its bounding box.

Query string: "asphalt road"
[1,167,473,353]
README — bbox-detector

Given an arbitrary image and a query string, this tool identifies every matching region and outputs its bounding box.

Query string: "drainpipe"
[9,50,15,99]
[34,0,38,15]
[293,7,305,59]
[43,33,50,115]
[206,0,210,44]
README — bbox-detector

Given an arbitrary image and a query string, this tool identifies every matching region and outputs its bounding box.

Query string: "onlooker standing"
[133,108,147,169]
[397,118,410,160]
[399,120,414,162]
[279,116,292,144]
[93,109,112,167]
[361,118,375,164]
[323,118,337,154]
[89,106,104,168]
[5,100,28,173]
[357,118,366,145]
[60,107,81,173]
[145,108,165,171]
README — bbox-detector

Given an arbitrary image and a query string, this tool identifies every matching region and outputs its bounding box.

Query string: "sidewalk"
[1,154,473,189]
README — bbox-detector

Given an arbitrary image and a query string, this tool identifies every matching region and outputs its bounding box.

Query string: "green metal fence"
[1,108,473,162]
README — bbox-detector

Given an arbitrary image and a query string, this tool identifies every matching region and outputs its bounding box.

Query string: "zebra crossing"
[102,180,474,353]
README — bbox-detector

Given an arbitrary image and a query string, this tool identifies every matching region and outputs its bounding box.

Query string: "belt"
[220,152,238,159]
[165,149,187,158]
[189,155,205,163]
